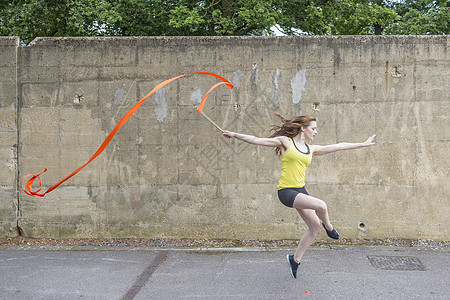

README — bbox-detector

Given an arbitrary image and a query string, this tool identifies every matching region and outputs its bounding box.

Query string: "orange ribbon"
[21,72,233,197]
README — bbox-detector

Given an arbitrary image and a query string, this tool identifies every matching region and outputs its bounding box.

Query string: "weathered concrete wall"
[1,36,449,241]
[0,37,19,236]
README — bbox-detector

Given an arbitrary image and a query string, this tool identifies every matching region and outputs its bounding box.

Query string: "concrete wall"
[0,37,19,236]
[1,36,448,241]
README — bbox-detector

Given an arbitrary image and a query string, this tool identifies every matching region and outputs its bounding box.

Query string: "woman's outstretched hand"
[222,130,234,139]
[362,134,376,147]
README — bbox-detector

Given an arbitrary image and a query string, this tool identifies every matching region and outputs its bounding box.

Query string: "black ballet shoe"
[322,223,340,239]
[287,254,300,279]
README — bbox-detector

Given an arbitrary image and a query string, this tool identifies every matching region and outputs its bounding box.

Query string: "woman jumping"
[222,115,376,279]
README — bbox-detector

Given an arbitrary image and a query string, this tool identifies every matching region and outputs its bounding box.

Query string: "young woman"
[222,115,376,279]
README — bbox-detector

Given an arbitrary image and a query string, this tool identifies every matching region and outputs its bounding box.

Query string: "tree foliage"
[275,0,401,35]
[0,0,104,44]
[168,0,277,35]
[98,0,177,36]
[0,0,448,44]
[385,0,449,34]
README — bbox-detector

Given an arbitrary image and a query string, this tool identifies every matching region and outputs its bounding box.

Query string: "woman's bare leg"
[292,193,335,262]
[292,193,333,230]
[293,208,322,262]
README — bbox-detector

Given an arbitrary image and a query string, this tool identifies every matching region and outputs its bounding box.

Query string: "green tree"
[0,0,278,43]
[0,0,448,45]
[167,0,278,35]
[275,0,400,35]
[0,0,104,44]
[385,0,449,34]
[99,0,278,36]
[98,0,177,36]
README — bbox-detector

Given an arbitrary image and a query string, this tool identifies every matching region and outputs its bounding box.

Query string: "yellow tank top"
[277,138,312,190]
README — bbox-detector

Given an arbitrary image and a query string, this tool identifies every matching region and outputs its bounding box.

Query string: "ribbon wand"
[199,111,223,132]
[196,81,230,133]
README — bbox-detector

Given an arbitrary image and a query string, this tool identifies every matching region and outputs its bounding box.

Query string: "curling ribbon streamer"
[21,72,233,197]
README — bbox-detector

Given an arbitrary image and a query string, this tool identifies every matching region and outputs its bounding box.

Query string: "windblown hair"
[269,114,316,156]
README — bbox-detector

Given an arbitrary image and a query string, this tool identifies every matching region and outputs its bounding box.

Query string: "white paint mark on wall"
[115,89,125,105]
[273,69,281,91]
[251,65,259,85]
[5,144,17,172]
[190,89,202,106]
[291,68,306,105]
[272,69,282,109]
[154,87,167,123]
[58,123,63,142]
[233,70,242,90]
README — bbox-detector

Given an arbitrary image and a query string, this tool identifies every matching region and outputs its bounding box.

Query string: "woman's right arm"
[222,130,289,149]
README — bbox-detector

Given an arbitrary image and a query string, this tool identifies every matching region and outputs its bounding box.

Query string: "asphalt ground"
[0,245,448,300]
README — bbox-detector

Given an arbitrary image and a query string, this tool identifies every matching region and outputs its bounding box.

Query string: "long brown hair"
[269,114,316,156]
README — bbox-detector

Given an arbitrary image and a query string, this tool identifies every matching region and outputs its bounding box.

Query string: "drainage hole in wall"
[359,222,366,229]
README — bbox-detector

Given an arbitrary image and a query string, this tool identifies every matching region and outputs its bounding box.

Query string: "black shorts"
[277,187,309,208]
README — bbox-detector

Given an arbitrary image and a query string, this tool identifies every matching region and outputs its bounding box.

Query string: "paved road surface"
[0,245,448,299]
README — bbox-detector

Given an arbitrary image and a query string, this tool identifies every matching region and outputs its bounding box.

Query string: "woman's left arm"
[312,134,376,156]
